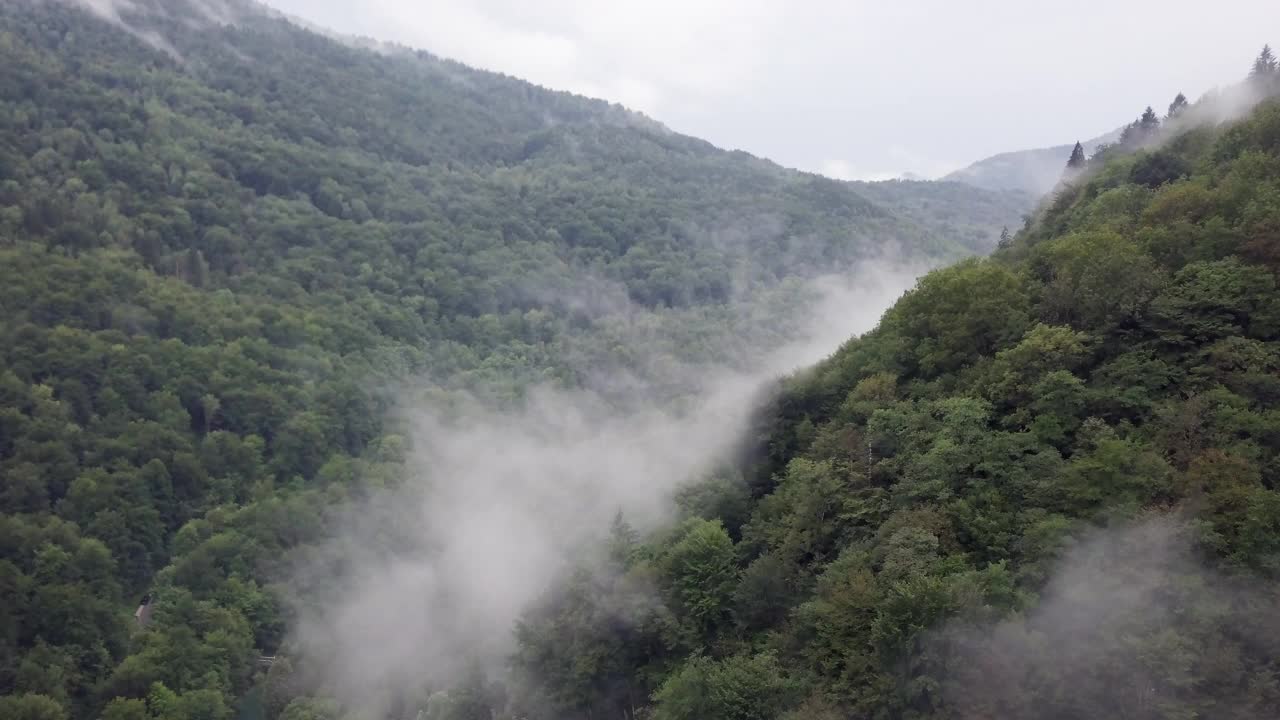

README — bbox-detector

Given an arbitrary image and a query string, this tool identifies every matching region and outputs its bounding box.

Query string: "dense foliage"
[0,2,1031,720]
[508,53,1280,720]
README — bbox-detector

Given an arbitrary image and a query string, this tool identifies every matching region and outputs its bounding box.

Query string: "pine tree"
[1251,44,1277,77]
[998,227,1012,248]
[1118,122,1137,147]
[1167,92,1188,119]
[1120,107,1161,148]
[1139,106,1161,132]
[607,510,640,568]
[1066,142,1086,170]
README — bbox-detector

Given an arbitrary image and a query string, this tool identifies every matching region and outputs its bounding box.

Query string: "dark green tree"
[1139,105,1161,132]
[1066,142,1086,171]
[1251,44,1277,77]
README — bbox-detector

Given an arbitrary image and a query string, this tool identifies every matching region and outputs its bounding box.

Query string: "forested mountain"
[847,179,1034,252]
[11,2,1277,720]
[501,54,1280,720]
[0,2,1034,720]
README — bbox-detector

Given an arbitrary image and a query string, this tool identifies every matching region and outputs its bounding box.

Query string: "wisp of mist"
[285,263,920,707]
[933,515,1280,719]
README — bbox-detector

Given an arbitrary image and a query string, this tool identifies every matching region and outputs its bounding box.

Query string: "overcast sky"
[262,0,1277,180]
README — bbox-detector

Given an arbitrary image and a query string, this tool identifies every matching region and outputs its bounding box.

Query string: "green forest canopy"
[0,2,1032,720]
[9,2,1280,720]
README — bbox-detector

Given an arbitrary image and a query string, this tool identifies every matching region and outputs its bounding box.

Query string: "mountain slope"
[0,2,1033,720]
[506,66,1280,720]
[0,0,1033,409]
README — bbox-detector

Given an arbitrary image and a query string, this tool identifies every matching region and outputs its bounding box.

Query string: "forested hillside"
[0,2,1032,720]
[502,52,1280,720]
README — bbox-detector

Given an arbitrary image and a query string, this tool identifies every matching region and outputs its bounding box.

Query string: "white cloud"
[288,267,922,707]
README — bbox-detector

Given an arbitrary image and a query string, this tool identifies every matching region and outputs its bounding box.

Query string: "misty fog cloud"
[59,0,247,55]
[285,266,918,710]
[935,515,1280,719]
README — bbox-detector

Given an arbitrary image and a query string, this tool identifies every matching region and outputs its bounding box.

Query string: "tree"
[607,510,640,568]
[1251,44,1277,78]
[1037,230,1163,331]
[1066,142,1086,171]
[1139,106,1161,132]
[651,654,800,720]
[882,258,1032,376]
[176,689,231,720]
[1130,149,1190,188]
[662,520,739,639]
[279,698,341,720]
[1119,107,1162,147]
[0,694,68,720]
[100,699,148,720]
[1167,92,1188,119]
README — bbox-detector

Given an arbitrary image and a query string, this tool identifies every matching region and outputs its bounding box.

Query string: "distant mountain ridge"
[943,129,1120,195]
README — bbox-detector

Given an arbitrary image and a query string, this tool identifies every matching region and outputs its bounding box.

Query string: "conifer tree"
[1251,44,1277,78]
[1119,107,1161,148]
[1251,45,1279,95]
[1138,106,1161,133]
[1066,142,1086,170]
[1167,92,1188,119]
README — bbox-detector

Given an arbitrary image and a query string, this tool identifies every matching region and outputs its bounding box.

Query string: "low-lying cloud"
[284,264,919,710]
[935,515,1280,719]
